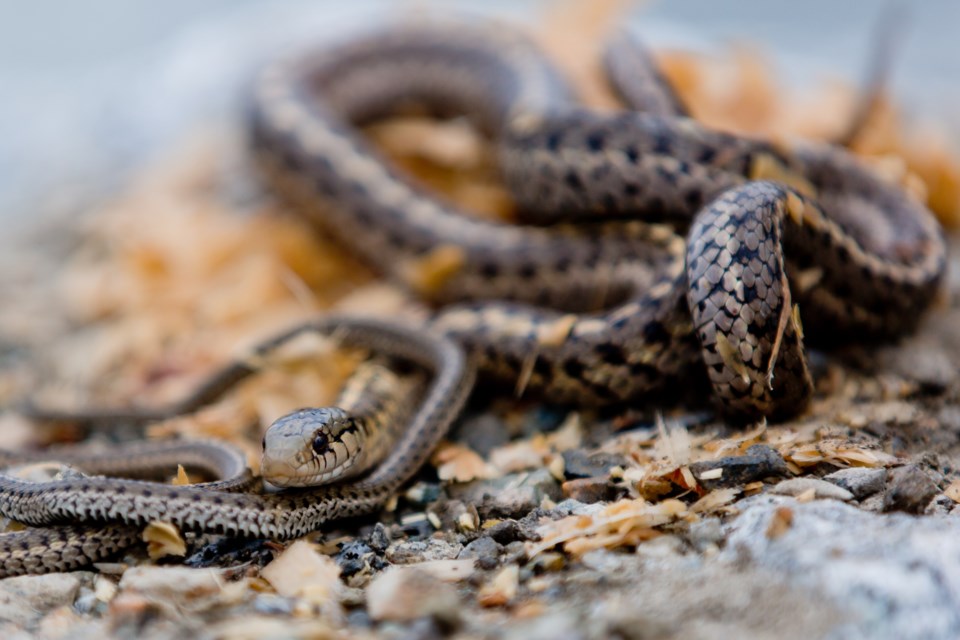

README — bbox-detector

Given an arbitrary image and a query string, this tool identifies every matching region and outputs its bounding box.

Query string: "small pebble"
[484,519,526,544]
[477,565,519,607]
[366,523,391,553]
[385,538,463,564]
[118,566,226,603]
[502,541,527,565]
[823,467,887,499]
[771,478,854,501]
[458,536,502,570]
[336,540,385,578]
[0,573,83,627]
[690,444,789,490]
[878,339,958,390]
[404,482,443,506]
[883,465,939,514]
[454,469,562,519]
[561,450,630,479]
[561,476,620,503]
[365,567,461,622]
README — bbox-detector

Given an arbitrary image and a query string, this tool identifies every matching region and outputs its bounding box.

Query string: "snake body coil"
[0,19,947,574]
[251,21,945,418]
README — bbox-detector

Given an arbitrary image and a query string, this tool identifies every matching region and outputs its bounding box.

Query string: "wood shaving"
[260,540,342,606]
[527,498,688,558]
[142,522,187,560]
[945,479,960,503]
[477,565,520,608]
[172,465,191,486]
[432,443,497,482]
[765,506,794,539]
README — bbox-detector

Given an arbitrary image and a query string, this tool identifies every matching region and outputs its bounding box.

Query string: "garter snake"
[0,19,947,575]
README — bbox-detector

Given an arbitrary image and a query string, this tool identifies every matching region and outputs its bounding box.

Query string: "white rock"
[723,497,960,640]
[385,538,464,564]
[261,539,342,606]
[771,478,854,501]
[0,573,82,627]
[118,566,225,603]
[408,558,476,582]
[824,467,887,499]
[366,566,460,621]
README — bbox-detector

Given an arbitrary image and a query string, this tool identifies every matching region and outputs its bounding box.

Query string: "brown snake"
[0,19,947,575]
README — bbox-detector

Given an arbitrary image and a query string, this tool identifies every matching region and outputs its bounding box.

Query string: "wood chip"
[477,565,519,607]
[260,540,342,606]
[765,506,794,539]
[432,443,497,482]
[142,522,187,560]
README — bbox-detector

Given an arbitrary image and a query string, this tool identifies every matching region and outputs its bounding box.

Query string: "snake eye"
[311,432,330,456]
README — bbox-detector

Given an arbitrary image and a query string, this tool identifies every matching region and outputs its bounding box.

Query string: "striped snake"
[0,19,947,575]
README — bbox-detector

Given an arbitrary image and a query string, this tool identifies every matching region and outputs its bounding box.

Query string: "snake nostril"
[312,433,330,456]
[261,435,267,451]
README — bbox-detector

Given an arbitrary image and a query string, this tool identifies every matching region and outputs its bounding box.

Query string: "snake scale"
[0,18,947,575]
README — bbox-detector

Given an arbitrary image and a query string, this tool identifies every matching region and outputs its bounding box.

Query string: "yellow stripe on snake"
[0,19,946,576]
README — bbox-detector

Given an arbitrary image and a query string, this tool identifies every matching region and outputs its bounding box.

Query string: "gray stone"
[451,469,562,519]
[690,444,788,489]
[0,573,82,627]
[722,496,960,640]
[501,541,527,565]
[483,519,525,544]
[366,522,391,553]
[824,467,887,499]
[561,476,620,503]
[449,413,511,456]
[878,338,958,390]
[561,450,630,479]
[458,536,501,570]
[883,465,939,514]
[366,566,461,623]
[385,538,463,564]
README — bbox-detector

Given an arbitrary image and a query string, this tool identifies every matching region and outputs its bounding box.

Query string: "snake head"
[260,407,365,488]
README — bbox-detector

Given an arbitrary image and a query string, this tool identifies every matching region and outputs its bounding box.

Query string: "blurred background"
[1,0,957,228]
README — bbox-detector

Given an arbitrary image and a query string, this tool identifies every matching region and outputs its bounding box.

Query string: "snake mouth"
[259,455,304,488]
[260,445,362,488]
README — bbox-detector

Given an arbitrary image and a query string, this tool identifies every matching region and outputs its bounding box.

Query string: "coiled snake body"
[0,20,947,575]
[251,21,945,417]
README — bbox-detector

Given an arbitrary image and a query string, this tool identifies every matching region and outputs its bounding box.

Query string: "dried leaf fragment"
[143,521,187,560]
[261,539,342,606]
[765,506,794,539]
[527,498,687,558]
[432,443,497,482]
[172,464,191,486]
[478,564,519,607]
[945,479,960,503]
[401,245,466,297]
